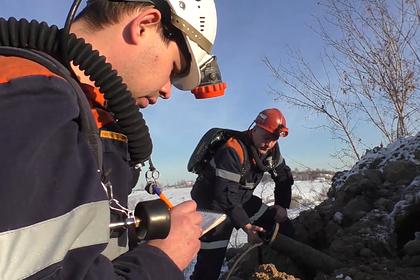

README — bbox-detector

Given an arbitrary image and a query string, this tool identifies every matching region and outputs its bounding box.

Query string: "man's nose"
[159,80,172,99]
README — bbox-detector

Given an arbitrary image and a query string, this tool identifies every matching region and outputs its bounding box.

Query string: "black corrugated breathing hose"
[0,17,152,166]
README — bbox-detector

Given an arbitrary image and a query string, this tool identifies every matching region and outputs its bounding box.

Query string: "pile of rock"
[225,133,420,280]
[402,232,420,268]
[250,264,300,280]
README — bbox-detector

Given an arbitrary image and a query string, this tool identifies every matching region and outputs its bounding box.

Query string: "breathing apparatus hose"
[225,223,280,280]
[0,17,152,166]
[225,242,264,280]
[250,145,282,173]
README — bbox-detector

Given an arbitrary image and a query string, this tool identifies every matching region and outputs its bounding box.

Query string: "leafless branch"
[264,0,419,166]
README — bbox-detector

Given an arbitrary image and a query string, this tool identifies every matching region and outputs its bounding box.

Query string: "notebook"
[198,210,227,236]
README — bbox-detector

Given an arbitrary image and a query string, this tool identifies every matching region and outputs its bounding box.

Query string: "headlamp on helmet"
[255,108,289,138]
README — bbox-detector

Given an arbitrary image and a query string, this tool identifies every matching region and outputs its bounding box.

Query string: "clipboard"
[198,210,227,236]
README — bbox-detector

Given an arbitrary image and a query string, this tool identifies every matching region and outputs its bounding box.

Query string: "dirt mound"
[250,264,300,280]
[225,133,420,280]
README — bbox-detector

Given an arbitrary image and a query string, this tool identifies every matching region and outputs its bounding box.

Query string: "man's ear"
[128,8,162,44]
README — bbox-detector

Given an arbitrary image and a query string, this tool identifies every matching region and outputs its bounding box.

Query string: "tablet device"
[198,210,227,236]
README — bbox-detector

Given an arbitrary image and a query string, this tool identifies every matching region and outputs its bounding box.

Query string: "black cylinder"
[134,199,171,240]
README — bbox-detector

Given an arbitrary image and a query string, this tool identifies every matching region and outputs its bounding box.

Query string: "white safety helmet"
[116,0,226,98]
[166,0,219,89]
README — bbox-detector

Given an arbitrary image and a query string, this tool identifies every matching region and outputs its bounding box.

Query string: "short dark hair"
[75,1,151,29]
[75,0,169,44]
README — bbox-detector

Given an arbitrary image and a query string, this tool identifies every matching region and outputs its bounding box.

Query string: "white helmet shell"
[166,0,217,90]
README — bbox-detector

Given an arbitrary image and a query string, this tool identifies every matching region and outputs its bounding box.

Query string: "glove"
[274,165,294,186]
[284,165,294,185]
[270,205,288,223]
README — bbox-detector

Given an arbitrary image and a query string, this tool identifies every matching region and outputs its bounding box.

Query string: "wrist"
[243,223,252,232]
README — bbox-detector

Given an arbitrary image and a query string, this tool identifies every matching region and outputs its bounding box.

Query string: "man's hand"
[271,205,287,223]
[243,223,264,244]
[147,200,202,270]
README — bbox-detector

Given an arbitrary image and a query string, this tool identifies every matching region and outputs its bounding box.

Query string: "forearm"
[229,206,251,229]
[274,185,292,208]
[273,164,294,208]
[214,178,250,228]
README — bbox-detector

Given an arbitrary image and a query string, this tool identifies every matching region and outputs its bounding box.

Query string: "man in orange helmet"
[189,108,295,280]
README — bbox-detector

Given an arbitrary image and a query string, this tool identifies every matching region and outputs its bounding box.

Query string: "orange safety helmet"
[254,108,289,137]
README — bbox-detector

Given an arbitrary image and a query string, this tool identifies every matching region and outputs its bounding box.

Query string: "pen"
[150,184,174,209]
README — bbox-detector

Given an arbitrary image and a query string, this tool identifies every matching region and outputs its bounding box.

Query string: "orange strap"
[0,56,61,83]
[80,84,114,129]
[0,56,115,130]
[225,137,245,165]
[90,108,114,129]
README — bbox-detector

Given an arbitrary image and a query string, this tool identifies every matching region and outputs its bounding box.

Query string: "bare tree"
[265,0,420,165]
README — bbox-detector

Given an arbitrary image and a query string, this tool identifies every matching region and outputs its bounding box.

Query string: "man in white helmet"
[0,0,223,279]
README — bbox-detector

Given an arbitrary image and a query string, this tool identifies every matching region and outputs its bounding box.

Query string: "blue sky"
[1,1,364,184]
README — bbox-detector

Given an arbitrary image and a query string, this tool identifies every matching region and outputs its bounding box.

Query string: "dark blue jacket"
[191,133,293,229]
[0,52,182,279]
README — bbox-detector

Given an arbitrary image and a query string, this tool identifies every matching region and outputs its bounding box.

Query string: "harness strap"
[0,56,62,82]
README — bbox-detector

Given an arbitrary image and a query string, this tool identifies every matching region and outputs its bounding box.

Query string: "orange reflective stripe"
[225,137,245,165]
[99,130,128,143]
[0,56,61,83]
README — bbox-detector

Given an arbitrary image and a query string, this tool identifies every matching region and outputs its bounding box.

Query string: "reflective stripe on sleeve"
[241,182,255,190]
[249,204,269,224]
[210,159,255,189]
[0,200,110,280]
[210,159,241,183]
[200,239,230,250]
[215,168,242,183]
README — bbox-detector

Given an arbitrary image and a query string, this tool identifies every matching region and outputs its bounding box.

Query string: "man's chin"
[136,98,150,108]
[258,148,268,155]
[136,96,158,108]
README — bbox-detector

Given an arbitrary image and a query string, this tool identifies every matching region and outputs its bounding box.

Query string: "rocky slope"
[224,133,420,280]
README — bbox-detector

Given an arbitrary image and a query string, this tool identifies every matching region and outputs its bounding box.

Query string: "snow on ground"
[333,133,420,191]
[128,179,330,279]
[128,186,192,209]
[129,179,330,221]
[128,134,420,279]
[128,180,330,246]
